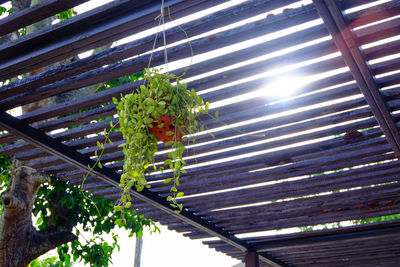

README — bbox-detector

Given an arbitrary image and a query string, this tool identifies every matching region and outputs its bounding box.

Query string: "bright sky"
[70,224,240,267]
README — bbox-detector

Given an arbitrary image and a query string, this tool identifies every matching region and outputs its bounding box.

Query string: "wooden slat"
[0,0,89,36]
[253,221,400,251]
[313,0,400,161]
[0,0,222,81]
[0,0,297,99]
[0,4,321,110]
[346,1,400,29]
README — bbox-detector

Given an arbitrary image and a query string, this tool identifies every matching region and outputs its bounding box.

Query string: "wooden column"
[245,251,260,267]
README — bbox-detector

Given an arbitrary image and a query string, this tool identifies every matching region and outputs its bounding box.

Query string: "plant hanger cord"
[161,0,169,74]
[147,0,170,74]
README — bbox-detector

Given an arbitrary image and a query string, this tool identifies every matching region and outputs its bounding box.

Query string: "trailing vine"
[87,69,208,223]
[113,69,208,221]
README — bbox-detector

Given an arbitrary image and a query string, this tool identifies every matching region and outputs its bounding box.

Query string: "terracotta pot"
[151,114,185,142]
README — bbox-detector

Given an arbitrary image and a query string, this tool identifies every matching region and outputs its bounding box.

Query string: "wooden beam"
[0,111,288,267]
[0,0,223,81]
[313,0,400,161]
[0,0,90,36]
[254,224,400,252]
[245,251,260,267]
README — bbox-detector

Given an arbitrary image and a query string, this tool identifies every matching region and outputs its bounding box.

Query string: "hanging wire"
[161,0,169,74]
[147,0,169,74]
[147,17,162,69]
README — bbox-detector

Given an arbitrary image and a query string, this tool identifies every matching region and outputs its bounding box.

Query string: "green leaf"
[114,206,122,212]
[114,219,122,225]
[215,111,219,119]
[166,196,173,201]
[112,97,118,104]
[124,202,132,208]
[164,141,173,146]
[164,178,172,184]
[143,118,153,124]
[97,141,103,149]
[165,131,174,136]
[176,192,184,198]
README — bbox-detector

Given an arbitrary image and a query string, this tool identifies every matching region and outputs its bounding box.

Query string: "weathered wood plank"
[314,0,400,161]
[253,223,400,252]
[0,68,363,154]
[0,0,296,98]
[0,117,118,155]
[345,1,400,29]
[0,104,117,145]
[27,95,372,176]
[355,18,400,46]
[106,145,395,212]
[0,0,199,81]
[198,183,400,223]
[0,0,89,36]
[172,162,400,211]
[0,5,321,109]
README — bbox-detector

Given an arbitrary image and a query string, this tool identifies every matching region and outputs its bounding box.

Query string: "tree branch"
[31,229,78,261]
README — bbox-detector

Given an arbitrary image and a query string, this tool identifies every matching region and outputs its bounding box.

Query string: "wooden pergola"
[1,0,400,266]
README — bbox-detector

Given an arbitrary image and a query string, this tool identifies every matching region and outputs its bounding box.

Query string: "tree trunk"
[0,166,77,267]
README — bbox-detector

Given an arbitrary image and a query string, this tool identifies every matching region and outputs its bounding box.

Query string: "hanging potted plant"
[107,69,208,222]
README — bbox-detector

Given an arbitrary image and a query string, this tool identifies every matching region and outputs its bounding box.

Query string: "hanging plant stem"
[111,69,208,220]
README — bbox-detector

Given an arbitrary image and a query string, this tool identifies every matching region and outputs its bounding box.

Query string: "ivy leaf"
[97,141,103,149]
[176,192,184,198]
[164,141,173,147]
[144,118,153,124]
[164,178,172,184]
[114,206,122,212]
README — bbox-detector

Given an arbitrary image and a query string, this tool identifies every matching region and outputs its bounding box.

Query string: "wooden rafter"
[0,111,288,267]
[313,0,400,160]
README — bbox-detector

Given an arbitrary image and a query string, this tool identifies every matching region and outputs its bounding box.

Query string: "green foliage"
[111,69,208,217]
[0,6,8,17]
[352,214,400,225]
[59,72,145,129]
[56,8,76,21]
[97,71,145,93]
[0,153,158,266]
[33,176,158,266]
[29,256,59,267]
